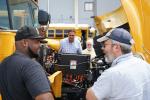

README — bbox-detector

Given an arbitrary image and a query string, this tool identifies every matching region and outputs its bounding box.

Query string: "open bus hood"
[94,0,150,63]
[97,7,128,29]
[121,0,150,63]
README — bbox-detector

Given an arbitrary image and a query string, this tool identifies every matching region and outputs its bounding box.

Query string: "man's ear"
[112,43,118,50]
[114,43,122,52]
[22,39,28,47]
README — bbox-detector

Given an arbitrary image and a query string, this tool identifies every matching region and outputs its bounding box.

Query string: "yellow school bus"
[45,23,96,51]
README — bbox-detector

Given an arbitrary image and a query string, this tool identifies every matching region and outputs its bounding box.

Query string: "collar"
[14,50,30,58]
[67,37,74,44]
[111,52,133,67]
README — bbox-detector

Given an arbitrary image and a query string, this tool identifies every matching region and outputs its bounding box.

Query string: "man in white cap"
[86,28,150,100]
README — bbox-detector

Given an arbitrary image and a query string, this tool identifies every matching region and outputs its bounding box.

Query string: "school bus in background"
[45,23,96,51]
[0,0,62,99]
[93,0,150,63]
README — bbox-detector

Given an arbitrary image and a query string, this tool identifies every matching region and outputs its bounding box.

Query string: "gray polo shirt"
[0,52,51,100]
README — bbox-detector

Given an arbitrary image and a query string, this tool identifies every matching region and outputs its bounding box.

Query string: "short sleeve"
[91,70,112,99]
[58,40,63,53]
[79,42,82,54]
[76,39,82,54]
[21,60,51,98]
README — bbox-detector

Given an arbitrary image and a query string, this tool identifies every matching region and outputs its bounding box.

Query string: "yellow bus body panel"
[48,71,62,98]
[121,0,150,63]
[0,31,16,62]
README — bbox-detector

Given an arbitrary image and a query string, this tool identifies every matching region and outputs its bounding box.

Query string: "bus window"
[56,29,63,38]
[48,30,54,38]
[64,30,71,37]
[9,0,33,29]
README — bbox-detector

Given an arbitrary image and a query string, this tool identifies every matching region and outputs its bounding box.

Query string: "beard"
[104,53,116,64]
[87,47,92,51]
[27,46,39,58]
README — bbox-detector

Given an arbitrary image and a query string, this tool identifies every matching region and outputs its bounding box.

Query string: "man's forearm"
[86,88,97,100]
[35,92,54,100]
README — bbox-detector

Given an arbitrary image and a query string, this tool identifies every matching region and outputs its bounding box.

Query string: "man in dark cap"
[0,26,54,100]
[86,28,150,100]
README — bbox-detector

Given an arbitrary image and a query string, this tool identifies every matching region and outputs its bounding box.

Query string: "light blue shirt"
[59,37,82,54]
[92,53,150,100]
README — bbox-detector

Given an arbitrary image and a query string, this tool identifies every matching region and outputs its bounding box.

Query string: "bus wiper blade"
[0,26,9,30]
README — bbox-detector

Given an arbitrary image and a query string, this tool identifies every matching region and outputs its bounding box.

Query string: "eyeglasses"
[101,43,115,48]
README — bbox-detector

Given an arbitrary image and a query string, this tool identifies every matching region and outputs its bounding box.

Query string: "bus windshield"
[9,0,34,29]
[0,0,9,29]
[0,0,39,30]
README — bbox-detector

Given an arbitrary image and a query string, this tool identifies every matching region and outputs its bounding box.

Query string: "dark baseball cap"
[97,28,134,45]
[15,26,45,41]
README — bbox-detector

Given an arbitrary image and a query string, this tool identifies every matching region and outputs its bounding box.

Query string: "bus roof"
[49,23,90,28]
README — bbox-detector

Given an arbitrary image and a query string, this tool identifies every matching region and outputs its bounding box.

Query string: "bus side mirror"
[38,10,51,25]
